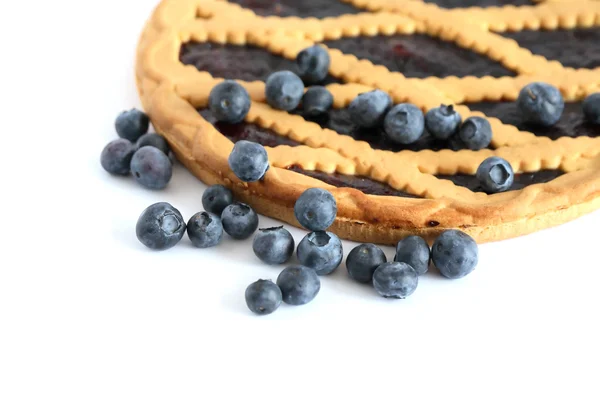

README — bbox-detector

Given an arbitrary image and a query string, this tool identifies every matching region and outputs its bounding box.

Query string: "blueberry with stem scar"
[136,202,186,250]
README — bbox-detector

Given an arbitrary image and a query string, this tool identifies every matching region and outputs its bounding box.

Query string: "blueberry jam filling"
[502,28,600,70]
[200,108,562,196]
[322,35,515,78]
[467,102,600,139]
[425,0,534,7]
[294,108,484,152]
[439,169,564,193]
[180,42,340,84]
[199,109,300,147]
[228,0,361,18]
[286,166,420,198]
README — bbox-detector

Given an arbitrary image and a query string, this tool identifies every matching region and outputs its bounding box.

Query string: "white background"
[1,1,600,399]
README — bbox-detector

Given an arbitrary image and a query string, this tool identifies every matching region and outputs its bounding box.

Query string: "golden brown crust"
[136,0,600,244]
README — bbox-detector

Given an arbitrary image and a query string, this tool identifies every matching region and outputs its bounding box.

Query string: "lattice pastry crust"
[136,0,600,244]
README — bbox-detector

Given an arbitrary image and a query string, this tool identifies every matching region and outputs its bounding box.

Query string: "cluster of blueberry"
[214,137,482,314]
[135,186,259,251]
[245,189,480,315]
[134,180,478,316]
[244,186,480,315]
[100,109,173,190]
[207,45,335,127]
[102,42,600,316]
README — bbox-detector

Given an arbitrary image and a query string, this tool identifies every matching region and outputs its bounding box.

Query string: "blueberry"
[346,243,387,283]
[202,184,234,215]
[372,262,418,299]
[583,93,600,124]
[265,70,304,111]
[448,133,466,151]
[297,231,343,275]
[221,202,259,239]
[296,45,330,84]
[276,265,320,306]
[130,146,172,190]
[301,86,333,117]
[136,133,170,155]
[115,108,149,142]
[136,202,186,250]
[425,104,462,140]
[459,117,492,150]
[476,156,514,193]
[100,139,136,175]
[431,230,478,279]
[384,103,425,144]
[208,80,251,123]
[348,90,392,128]
[294,188,337,231]
[245,279,282,316]
[394,236,430,276]
[228,140,270,182]
[253,226,295,265]
[517,82,564,127]
[186,211,223,248]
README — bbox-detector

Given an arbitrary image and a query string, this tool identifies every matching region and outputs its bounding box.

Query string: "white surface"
[2,1,600,399]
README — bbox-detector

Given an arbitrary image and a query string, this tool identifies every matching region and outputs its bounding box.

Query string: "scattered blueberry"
[136,133,170,155]
[296,45,330,84]
[346,243,387,283]
[253,226,295,265]
[476,157,514,193]
[425,104,462,140]
[208,80,251,123]
[459,117,492,150]
[136,202,186,250]
[372,262,418,299]
[517,82,564,127]
[583,93,600,124]
[245,279,282,316]
[394,236,430,276]
[297,231,343,275]
[349,90,392,128]
[228,140,269,182]
[100,139,136,175]
[265,70,305,111]
[115,108,149,142]
[301,86,333,117]
[130,146,172,190]
[384,103,425,144]
[186,211,223,248]
[294,188,337,232]
[431,230,478,279]
[221,202,259,240]
[276,265,321,305]
[202,184,234,215]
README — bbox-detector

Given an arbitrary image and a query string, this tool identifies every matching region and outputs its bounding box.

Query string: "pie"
[136,0,600,244]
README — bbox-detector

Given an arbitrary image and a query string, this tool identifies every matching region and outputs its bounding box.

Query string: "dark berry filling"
[228,0,361,18]
[287,166,420,198]
[322,34,515,78]
[199,109,300,147]
[295,108,489,152]
[200,108,562,195]
[180,42,340,84]
[425,0,534,7]
[439,169,563,192]
[467,102,600,139]
[503,28,600,70]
